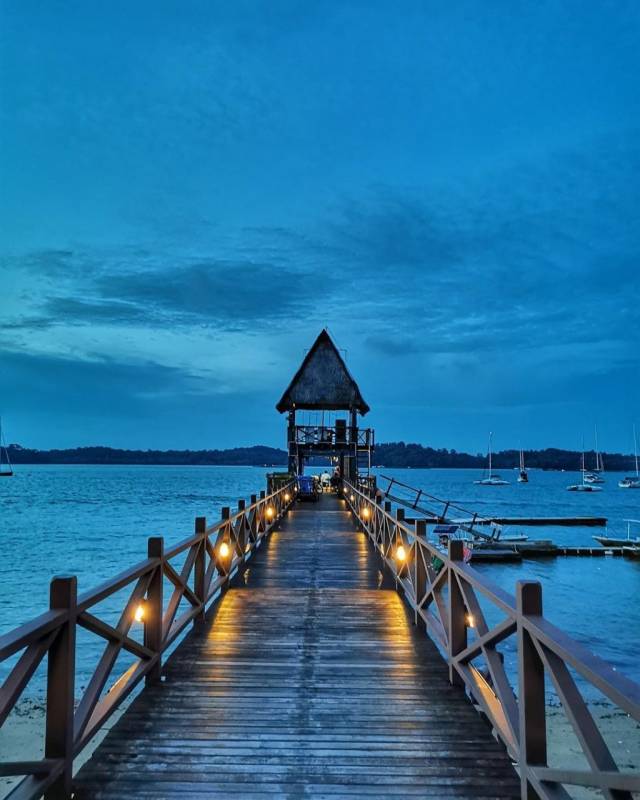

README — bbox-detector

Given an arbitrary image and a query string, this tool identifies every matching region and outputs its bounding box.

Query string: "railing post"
[517,580,546,800]
[414,520,427,631]
[44,576,77,800]
[259,491,266,534]
[146,537,164,684]
[194,518,206,626]
[373,494,382,544]
[447,540,466,686]
[394,509,405,577]
[219,507,231,577]
[237,499,246,556]
[250,495,258,542]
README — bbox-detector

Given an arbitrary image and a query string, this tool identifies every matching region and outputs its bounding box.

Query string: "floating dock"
[454,516,608,527]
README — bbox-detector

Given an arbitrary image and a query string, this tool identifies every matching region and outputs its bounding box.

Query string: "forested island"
[5,442,638,471]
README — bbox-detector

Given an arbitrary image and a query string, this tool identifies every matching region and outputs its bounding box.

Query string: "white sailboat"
[584,425,605,484]
[619,425,640,489]
[593,519,640,547]
[517,447,528,483]
[474,432,509,486]
[0,417,13,477]
[567,443,602,492]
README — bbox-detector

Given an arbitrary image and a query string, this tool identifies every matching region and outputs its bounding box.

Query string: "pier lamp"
[134,602,146,623]
[395,544,406,563]
[219,541,230,559]
[362,506,370,520]
[284,492,291,502]
[465,613,475,628]
[350,493,355,502]
[266,506,275,520]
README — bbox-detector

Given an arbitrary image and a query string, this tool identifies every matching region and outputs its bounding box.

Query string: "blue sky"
[1,0,639,453]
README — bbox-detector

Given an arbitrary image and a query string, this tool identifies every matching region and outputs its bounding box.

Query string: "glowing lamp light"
[266,506,275,519]
[134,603,145,623]
[362,507,370,519]
[465,613,475,628]
[284,492,291,502]
[219,541,230,559]
[350,494,355,502]
[395,544,406,562]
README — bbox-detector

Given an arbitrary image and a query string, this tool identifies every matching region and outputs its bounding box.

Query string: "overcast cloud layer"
[1,1,639,452]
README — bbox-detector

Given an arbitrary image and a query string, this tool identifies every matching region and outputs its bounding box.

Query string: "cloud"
[96,260,326,328]
[1,252,339,332]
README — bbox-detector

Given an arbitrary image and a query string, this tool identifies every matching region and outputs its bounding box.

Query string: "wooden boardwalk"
[74,494,520,799]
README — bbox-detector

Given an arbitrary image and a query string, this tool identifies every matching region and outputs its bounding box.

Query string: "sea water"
[0,464,638,691]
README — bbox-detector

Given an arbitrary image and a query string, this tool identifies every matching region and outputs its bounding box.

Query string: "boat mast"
[635,424,639,478]
[488,432,492,475]
[0,417,9,472]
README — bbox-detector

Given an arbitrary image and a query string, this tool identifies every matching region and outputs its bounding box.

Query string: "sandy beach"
[545,700,640,799]
[0,698,126,800]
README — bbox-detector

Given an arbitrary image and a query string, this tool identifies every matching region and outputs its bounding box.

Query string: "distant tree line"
[5,442,637,471]
[6,444,288,466]
[372,442,636,471]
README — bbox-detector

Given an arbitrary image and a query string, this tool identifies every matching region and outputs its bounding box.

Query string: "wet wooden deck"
[74,494,519,799]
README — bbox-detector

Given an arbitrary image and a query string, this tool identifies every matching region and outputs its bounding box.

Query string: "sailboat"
[593,519,640,547]
[474,433,509,485]
[517,447,528,483]
[0,418,13,477]
[584,425,605,484]
[567,443,602,492]
[619,425,640,489]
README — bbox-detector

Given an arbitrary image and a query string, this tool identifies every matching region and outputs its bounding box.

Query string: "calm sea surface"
[1,464,638,691]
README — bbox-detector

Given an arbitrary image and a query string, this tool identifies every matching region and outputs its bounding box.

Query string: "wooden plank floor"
[74,494,520,799]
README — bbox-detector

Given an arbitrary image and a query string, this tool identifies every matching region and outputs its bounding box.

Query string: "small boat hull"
[567,484,602,492]
[593,536,640,547]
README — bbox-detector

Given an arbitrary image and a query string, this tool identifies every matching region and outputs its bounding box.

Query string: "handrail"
[0,480,296,800]
[377,473,496,526]
[342,479,640,800]
[292,425,374,448]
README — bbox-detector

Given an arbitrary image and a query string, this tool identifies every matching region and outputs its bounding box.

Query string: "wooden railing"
[292,425,374,448]
[0,481,296,800]
[343,480,640,800]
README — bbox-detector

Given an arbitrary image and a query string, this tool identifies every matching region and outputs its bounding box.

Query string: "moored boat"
[567,446,602,492]
[593,519,640,548]
[517,447,528,482]
[619,425,640,489]
[0,418,13,477]
[474,432,509,485]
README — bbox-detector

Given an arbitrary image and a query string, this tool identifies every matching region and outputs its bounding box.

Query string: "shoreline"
[0,697,131,800]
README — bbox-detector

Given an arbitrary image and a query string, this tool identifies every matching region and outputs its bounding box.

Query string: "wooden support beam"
[414,520,427,631]
[517,580,546,800]
[448,542,466,687]
[194,518,206,626]
[44,576,76,800]
[145,538,164,685]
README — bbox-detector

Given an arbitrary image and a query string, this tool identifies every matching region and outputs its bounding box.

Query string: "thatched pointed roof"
[276,329,370,414]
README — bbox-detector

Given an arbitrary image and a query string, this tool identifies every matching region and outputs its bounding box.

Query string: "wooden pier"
[73,494,520,798]
[1,330,639,800]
